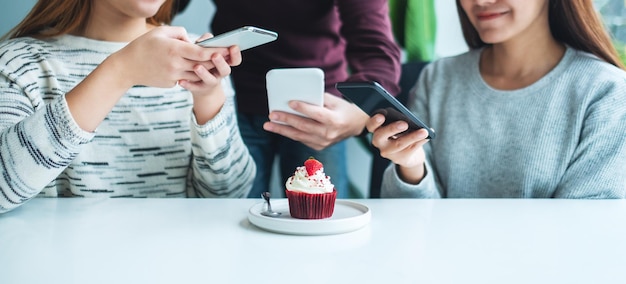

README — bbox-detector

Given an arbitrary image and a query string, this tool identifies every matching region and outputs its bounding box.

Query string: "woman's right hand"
[106,26,229,89]
[366,113,431,184]
[65,26,230,132]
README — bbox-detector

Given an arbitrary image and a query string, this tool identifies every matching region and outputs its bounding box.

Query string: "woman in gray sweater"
[368,0,626,198]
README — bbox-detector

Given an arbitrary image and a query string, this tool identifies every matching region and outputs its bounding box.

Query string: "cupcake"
[285,157,337,219]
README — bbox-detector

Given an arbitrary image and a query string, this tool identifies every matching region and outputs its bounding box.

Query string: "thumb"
[195,33,215,43]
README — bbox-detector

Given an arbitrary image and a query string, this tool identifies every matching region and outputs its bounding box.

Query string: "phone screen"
[335,81,435,139]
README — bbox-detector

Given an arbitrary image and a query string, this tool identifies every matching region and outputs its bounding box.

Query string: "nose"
[475,0,497,5]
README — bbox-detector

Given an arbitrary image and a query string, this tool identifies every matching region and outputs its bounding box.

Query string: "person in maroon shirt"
[211,0,401,198]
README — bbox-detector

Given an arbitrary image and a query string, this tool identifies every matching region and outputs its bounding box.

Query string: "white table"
[1,198,625,284]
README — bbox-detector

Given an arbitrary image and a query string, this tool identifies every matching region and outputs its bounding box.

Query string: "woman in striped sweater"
[0,0,256,213]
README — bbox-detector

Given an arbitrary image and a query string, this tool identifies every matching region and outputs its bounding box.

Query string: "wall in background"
[172,1,215,35]
[434,0,468,57]
[0,0,38,37]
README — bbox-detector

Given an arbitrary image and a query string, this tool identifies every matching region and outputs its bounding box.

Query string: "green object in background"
[614,40,626,66]
[389,0,437,62]
[594,0,626,66]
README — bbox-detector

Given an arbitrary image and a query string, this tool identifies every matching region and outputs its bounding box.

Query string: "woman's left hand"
[366,113,430,184]
[179,41,242,124]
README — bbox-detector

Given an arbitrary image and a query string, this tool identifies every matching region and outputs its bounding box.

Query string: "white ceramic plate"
[247,199,371,235]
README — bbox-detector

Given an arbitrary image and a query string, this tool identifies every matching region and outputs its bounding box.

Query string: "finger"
[178,70,203,82]
[392,126,432,140]
[209,54,231,78]
[181,43,230,61]
[373,126,429,154]
[197,61,217,72]
[383,137,430,162]
[195,33,215,43]
[365,113,386,133]
[226,45,242,66]
[195,64,220,84]
[388,128,430,151]
[268,111,324,134]
[263,121,327,150]
[417,128,431,140]
[179,62,225,91]
[371,121,409,148]
[178,78,207,92]
[287,100,331,124]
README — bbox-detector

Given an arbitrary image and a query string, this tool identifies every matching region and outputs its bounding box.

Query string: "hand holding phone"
[266,68,325,121]
[335,81,435,139]
[196,26,278,51]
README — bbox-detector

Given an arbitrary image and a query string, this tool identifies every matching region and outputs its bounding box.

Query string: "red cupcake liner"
[285,189,337,219]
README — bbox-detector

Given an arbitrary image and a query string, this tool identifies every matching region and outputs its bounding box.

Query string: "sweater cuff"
[56,96,94,145]
[381,161,439,198]
[192,98,231,136]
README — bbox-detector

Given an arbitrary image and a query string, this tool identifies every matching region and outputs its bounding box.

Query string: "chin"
[477,32,507,45]
[137,1,166,15]
[479,38,500,45]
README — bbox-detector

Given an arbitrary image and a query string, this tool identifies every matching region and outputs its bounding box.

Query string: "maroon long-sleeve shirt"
[211,0,402,115]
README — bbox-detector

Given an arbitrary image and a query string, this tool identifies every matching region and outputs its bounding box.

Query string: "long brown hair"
[3,0,175,40]
[456,0,625,70]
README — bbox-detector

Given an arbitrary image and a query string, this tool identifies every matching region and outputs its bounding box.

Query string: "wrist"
[353,109,370,137]
[397,163,426,185]
[102,52,135,90]
[192,88,226,125]
[357,126,369,137]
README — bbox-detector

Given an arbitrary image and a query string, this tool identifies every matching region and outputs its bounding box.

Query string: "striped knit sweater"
[382,46,626,198]
[0,35,256,213]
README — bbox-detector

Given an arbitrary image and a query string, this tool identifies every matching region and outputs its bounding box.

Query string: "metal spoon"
[261,192,281,217]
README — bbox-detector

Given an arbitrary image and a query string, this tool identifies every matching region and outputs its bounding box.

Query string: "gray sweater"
[0,35,256,213]
[382,46,626,198]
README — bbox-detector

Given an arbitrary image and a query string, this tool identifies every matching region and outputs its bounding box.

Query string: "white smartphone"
[196,26,278,51]
[266,68,325,120]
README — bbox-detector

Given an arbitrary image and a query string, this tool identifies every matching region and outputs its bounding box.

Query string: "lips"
[476,11,508,21]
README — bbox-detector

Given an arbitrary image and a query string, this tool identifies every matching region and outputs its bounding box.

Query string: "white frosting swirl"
[285,166,334,194]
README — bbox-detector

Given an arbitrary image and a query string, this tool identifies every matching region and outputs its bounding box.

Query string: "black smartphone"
[335,81,435,139]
